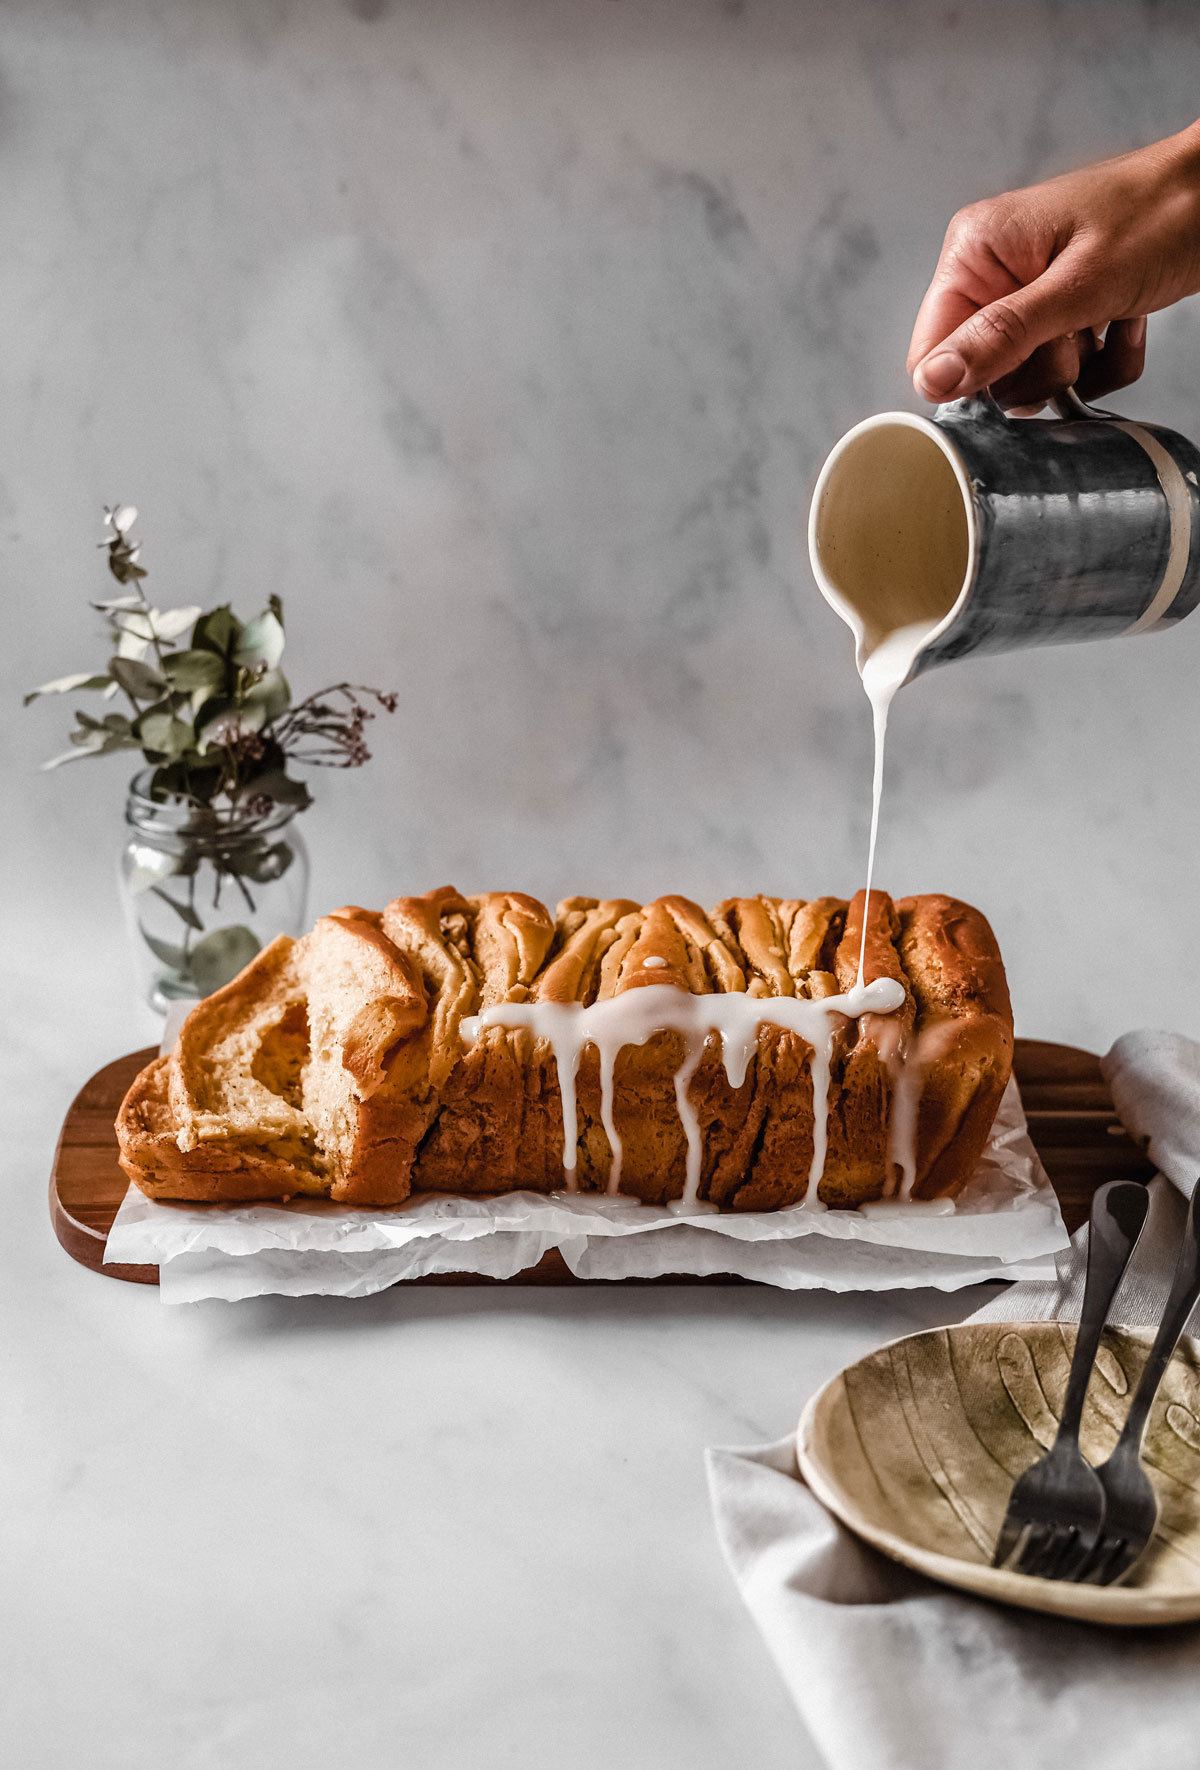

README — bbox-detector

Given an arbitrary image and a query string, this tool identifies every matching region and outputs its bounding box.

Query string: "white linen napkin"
[1104,1029,1200,1198]
[706,1034,1200,1770]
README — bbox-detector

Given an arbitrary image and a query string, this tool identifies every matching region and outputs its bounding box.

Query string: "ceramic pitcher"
[808,388,1200,681]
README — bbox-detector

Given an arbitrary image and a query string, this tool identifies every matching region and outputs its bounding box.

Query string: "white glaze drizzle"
[669,1030,711,1215]
[864,1011,920,1202]
[462,976,905,1213]
[857,619,939,988]
[884,1041,923,1200]
[850,618,943,1199]
[598,1040,623,1195]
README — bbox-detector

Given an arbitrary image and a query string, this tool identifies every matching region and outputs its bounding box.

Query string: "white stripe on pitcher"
[1114,419,1194,634]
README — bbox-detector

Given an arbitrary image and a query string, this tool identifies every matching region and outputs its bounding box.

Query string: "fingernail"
[1128,315,1147,347]
[914,348,967,400]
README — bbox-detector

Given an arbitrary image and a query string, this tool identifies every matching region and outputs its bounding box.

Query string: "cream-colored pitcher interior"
[811,420,973,659]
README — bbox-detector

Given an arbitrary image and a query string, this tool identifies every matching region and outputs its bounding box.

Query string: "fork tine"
[1054,1529,1101,1582]
[992,1515,1035,1570]
[1040,1524,1088,1582]
[1071,1539,1103,1584]
[1095,1539,1135,1587]
[1022,1523,1070,1580]
[1017,1521,1075,1581]
[1078,1535,1126,1586]
[1009,1520,1054,1577]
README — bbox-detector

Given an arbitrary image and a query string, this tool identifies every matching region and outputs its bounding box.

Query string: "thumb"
[912,264,1092,402]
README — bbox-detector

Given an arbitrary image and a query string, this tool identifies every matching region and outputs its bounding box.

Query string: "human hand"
[908,122,1200,410]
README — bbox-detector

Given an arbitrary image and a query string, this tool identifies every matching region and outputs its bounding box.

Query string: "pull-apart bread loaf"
[117,887,1013,1211]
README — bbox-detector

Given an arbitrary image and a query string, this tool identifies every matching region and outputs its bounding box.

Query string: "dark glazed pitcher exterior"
[918,390,1200,674]
[810,389,1200,683]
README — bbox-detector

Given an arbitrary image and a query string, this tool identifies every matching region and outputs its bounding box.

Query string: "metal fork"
[1075,1178,1200,1586]
[992,1179,1149,1578]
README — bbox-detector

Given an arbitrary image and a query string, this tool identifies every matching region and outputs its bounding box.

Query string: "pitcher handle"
[937,385,1118,422]
[934,388,1007,422]
[1051,385,1119,421]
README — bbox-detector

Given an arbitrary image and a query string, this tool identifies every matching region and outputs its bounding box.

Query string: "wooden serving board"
[49,1040,1155,1287]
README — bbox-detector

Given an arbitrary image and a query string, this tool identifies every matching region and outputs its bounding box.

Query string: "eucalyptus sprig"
[25,506,397,815]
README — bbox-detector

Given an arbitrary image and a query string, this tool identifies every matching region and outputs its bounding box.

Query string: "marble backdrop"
[5,0,1200,1055]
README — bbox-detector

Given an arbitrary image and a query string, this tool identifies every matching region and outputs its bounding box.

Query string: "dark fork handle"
[1055,1181,1150,1447]
[1112,1181,1200,1457]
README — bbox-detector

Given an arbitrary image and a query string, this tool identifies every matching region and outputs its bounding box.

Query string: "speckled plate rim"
[796,1323,1200,1628]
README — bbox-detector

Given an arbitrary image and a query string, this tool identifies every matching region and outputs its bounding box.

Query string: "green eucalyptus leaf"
[225,841,294,884]
[142,930,190,971]
[233,704,267,736]
[189,925,260,996]
[190,685,221,721]
[114,619,152,663]
[149,605,203,642]
[116,610,155,641]
[42,743,99,769]
[23,672,112,705]
[43,726,132,768]
[164,649,227,694]
[136,690,176,718]
[239,668,291,730]
[150,884,204,929]
[138,711,195,758]
[110,655,166,699]
[149,762,223,809]
[192,606,240,657]
[238,768,312,809]
[234,610,286,671]
[193,702,234,750]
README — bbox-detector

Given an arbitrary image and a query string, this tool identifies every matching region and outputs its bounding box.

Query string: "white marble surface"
[4,0,1200,1762]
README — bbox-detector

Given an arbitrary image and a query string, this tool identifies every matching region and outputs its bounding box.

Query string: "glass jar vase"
[119,771,310,1012]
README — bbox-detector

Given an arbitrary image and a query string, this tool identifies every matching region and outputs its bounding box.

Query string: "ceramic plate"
[796,1322,1200,1626]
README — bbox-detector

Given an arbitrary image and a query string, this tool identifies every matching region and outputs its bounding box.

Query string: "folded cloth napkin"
[707,1033,1200,1770]
[1104,1030,1200,1197]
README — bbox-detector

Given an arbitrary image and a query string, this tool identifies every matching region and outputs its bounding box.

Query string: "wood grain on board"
[49,1040,1155,1287]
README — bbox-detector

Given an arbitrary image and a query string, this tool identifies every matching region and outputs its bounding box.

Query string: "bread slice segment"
[119,935,320,1200]
[400,892,559,1196]
[299,908,429,1204]
[701,895,849,1212]
[895,893,1014,1199]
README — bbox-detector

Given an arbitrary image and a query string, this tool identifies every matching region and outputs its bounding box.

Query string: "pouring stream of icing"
[856,619,939,988]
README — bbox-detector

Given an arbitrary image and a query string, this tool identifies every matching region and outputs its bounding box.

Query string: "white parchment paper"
[104,1077,1068,1301]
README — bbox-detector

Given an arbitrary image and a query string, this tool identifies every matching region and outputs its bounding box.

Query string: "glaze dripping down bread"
[116,887,1014,1211]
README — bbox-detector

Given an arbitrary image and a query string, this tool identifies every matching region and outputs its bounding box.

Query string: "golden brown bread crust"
[394,889,559,1195]
[894,893,1014,1200]
[115,886,1014,1211]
